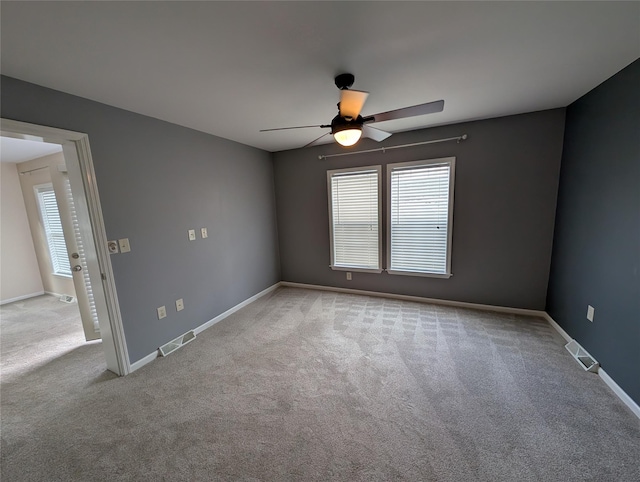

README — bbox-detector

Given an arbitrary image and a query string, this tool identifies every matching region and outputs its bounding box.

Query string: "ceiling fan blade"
[339,90,369,119]
[260,125,324,132]
[362,125,392,142]
[303,132,332,148]
[370,100,444,123]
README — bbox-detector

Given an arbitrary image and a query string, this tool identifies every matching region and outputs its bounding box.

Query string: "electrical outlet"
[587,305,595,322]
[176,298,184,311]
[118,238,131,253]
[346,272,352,280]
[107,240,119,254]
[201,227,208,238]
[188,229,196,241]
[157,306,167,320]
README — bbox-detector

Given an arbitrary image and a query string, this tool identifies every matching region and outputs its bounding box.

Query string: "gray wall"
[546,59,640,404]
[274,109,565,310]
[1,76,281,363]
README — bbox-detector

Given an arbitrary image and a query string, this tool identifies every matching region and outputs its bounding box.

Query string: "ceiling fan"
[260,73,444,148]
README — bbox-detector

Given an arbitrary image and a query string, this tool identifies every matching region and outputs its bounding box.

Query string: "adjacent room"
[1,2,638,481]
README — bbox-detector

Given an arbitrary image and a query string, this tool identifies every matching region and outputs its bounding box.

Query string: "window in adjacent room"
[387,157,455,278]
[35,183,71,277]
[327,165,382,272]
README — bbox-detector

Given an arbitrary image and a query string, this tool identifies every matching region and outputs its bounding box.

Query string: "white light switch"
[176,298,184,311]
[118,238,131,253]
[188,229,196,241]
[587,305,595,322]
[346,272,352,280]
[201,227,208,239]
[157,306,167,320]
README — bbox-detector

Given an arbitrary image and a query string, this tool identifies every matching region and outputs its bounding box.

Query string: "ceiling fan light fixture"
[261,73,444,149]
[333,126,362,147]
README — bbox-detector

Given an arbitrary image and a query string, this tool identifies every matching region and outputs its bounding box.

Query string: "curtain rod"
[318,134,467,160]
[19,166,49,175]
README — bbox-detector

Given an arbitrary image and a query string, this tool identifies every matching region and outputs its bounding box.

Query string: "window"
[35,184,71,277]
[327,166,382,272]
[387,157,455,278]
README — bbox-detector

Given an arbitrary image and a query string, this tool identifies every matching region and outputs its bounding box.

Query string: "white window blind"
[64,177,100,332]
[35,184,71,276]
[328,166,381,271]
[388,158,455,277]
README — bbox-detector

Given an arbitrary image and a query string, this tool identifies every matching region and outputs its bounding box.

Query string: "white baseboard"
[599,368,640,419]
[44,291,69,298]
[541,312,572,343]
[544,312,640,420]
[193,282,280,335]
[129,282,280,373]
[285,282,640,419]
[129,351,158,372]
[280,281,546,318]
[0,291,45,305]
[128,280,640,420]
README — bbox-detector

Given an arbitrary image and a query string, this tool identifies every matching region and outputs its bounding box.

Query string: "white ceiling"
[0,137,62,164]
[1,2,638,152]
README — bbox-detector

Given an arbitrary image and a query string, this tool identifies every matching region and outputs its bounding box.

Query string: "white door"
[28,164,100,342]
[55,170,101,341]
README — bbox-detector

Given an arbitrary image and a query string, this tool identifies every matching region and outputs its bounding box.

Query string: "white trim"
[286,283,640,419]
[71,133,129,374]
[541,312,572,342]
[129,282,280,373]
[127,277,640,420]
[193,283,280,335]
[543,312,639,420]
[386,269,453,279]
[1,118,130,376]
[599,368,640,420]
[280,281,545,317]
[0,291,46,305]
[129,351,159,372]
[331,266,383,274]
[44,291,68,298]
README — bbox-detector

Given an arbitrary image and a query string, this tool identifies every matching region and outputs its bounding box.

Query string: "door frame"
[1,118,130,376]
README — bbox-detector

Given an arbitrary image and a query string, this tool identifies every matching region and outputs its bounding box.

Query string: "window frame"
[34,183,72,278]
[327,165,383,273]
[386,157,456,279]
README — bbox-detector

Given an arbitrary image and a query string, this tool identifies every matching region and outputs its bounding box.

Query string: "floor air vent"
[158,330,196,357]
[59,295,75,303]
[565,339,599,373]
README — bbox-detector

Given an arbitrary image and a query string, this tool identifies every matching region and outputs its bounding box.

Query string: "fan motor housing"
[331,114,363,134]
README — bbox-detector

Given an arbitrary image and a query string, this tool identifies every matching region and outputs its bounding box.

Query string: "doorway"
[10,147,100,341]
[1,119,129,375]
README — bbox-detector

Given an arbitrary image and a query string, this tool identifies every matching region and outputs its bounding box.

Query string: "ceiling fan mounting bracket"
[335,73,355,90]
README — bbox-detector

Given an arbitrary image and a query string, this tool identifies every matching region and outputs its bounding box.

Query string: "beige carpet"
[1,289,639,481]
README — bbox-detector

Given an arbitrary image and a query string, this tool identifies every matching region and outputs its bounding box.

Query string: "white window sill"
[53,273,73,279]
[330,266,383,274]
[386,269,452,279]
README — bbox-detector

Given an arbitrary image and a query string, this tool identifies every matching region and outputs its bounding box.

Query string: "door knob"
[73,265,82,272]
